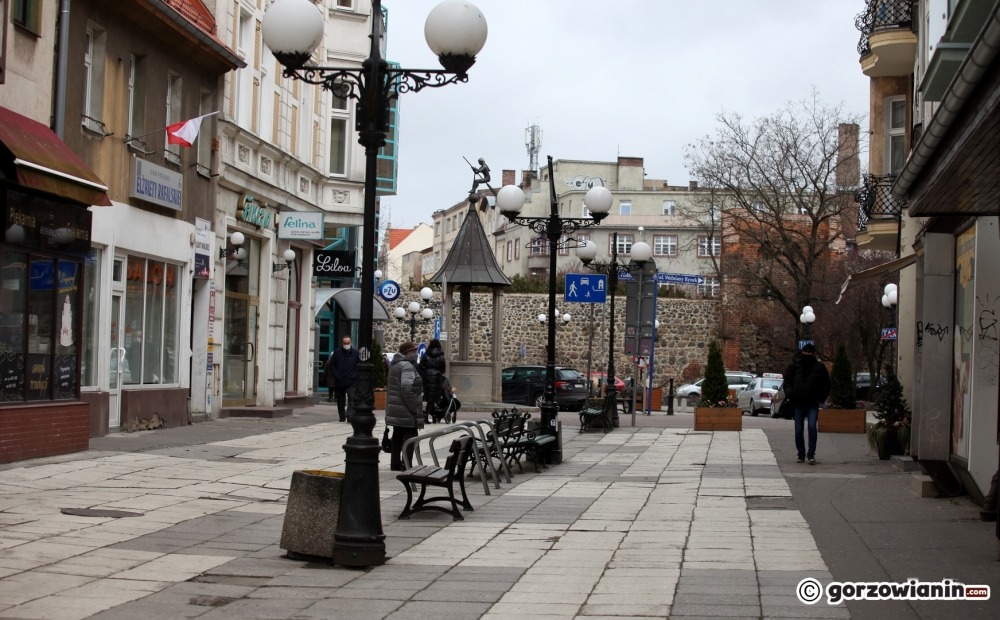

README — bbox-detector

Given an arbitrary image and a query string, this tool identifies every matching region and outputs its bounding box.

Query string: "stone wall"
[380,292,720,388]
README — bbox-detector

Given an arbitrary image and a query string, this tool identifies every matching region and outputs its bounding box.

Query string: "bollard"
[667,378,674,415]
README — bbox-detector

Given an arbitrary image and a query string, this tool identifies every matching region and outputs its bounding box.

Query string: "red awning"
[0,107,112,206]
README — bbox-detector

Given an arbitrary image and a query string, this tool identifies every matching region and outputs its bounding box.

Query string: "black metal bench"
[397,435,475,521]
[579,397,614,433]
[503,412,555,473]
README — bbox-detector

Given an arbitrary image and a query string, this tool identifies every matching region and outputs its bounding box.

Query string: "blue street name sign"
[618,272,706,285]
[564,273,608,303]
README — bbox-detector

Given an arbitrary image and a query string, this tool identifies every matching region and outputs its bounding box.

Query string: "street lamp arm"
[275,63,471,97]
[505,215,605,238]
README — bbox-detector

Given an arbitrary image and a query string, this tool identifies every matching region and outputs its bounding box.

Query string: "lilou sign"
[278,212,324,240]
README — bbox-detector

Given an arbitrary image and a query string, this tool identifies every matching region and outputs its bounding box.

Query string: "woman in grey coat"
[385,341,424,471]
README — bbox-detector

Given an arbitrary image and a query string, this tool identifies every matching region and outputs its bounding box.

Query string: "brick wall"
[0,403,90,464]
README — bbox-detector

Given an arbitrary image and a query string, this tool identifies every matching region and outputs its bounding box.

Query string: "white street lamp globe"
[421,308,434,320]
[803,311,816,324]
[420,286,433,301]
[882,294,891,308]
[802,305,813,315]
[281,248,296,262]
[496,185,525,216]
[583,185,612,216]
[630,241,652,263]
[537,313,546,323]
[393,307,406,319]
[800,313,806,323]
[424,0,487,70]
[407,301,421,315]
[234,247,248,260]
[261,0,324,66]
[561,313,571,323]
[374,269,383,280]
[576,239,598,263]
[229,231,245,247]
[888,289,898,306]
[655,319,661,329]
[884,282,898,296]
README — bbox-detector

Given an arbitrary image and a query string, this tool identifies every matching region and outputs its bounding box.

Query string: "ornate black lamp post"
[577,233,652,427]
[262,0,487,567]
[496,159,609,454]
[393,287,435,341]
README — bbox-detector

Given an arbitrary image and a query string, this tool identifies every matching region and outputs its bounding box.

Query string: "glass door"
[223,296,258,405]
[108,292,124,428]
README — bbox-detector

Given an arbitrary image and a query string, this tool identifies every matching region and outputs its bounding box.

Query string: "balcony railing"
[855,0,915,57]
[855,174,907,231]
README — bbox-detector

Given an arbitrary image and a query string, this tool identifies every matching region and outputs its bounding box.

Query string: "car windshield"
[557,369,582,380]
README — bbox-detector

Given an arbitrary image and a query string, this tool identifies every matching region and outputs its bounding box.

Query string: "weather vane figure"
[463,157,496,211]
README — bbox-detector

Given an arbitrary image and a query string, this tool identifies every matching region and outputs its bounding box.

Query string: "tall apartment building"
[852,0,1000,504]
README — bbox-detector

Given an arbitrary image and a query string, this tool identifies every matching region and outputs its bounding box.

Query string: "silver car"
[736,374,784,416]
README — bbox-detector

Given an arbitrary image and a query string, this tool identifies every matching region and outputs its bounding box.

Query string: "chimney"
[689,180,698,191]
[502,169,515,187]
[836,123,860,188]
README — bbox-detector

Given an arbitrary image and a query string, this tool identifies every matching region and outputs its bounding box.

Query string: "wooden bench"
[579,398,614,433]
[397,435,475,521]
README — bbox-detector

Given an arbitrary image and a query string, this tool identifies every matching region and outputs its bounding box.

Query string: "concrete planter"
[819,409,866,433]
[280,470,343,561]
[694,407,742,431]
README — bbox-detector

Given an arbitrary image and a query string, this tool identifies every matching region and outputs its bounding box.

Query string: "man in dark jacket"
[783,343,830,464]
[324,336,359,422]
[418,339,446,423]
[385,342,423,471]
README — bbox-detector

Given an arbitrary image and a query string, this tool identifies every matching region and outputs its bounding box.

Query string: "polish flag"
[166,112,218,147]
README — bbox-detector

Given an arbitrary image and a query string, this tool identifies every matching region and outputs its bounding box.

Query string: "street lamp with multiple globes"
[800,305,816,342]
[496,158,610,456]
[262,0,488,567]
[577,233,652,427]
[394,287,435,341]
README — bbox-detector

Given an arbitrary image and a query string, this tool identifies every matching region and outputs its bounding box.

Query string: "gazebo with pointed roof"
[430,194,510,402]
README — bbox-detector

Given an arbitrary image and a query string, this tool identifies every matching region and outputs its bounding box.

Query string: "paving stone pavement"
[0,407,995,619]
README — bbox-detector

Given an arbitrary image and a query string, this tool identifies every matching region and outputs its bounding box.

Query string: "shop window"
[123,257,180,385]
[81,248,101,387]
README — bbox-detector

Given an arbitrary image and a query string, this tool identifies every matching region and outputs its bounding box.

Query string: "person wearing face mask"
[324,336,359,422]
[385,341,424,471]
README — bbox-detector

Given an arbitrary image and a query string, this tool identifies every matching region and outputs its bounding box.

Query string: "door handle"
[246,341,255,362]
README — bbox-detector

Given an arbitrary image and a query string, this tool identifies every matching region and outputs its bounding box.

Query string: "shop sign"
[194,218,211,279]
[314,251,356,278]
[278,212,324,240]
[129,156,183,211]
[239,195,273,229]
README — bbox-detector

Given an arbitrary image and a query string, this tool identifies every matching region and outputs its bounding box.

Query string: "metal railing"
[855,0,916,57]
[855,174,907,231]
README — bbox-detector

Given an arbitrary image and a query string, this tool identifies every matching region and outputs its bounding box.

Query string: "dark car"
[855,372,886,401]
[501,365,588,411]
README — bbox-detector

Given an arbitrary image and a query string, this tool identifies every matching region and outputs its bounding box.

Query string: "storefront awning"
[836,253,918,303]
[315,288,390,321]
[0,107,112,207]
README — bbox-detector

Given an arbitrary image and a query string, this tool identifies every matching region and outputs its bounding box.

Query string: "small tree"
[828,343,856,409]
[699,341,729,407]
[372,339,387,390]
[868,369,911,455]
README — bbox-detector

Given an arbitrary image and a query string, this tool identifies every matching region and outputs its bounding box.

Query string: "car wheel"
[534,392,544,408]
[750,400,759,416]
[770,407,778,419]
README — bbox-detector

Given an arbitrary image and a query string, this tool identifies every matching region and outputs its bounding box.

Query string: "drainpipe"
[53,0,72,138]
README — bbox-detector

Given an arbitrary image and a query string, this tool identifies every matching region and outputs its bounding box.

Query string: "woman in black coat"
[418,339,446,422]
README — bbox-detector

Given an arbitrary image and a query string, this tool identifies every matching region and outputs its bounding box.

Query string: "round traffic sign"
[379,280,401,301]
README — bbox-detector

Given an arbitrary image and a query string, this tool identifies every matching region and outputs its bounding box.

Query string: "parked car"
[675,371,756,399]
[501,365,588,411]
[736,374,784,416]
[587,371,625,394]
[769,385,793,419]
[855,372,886,401]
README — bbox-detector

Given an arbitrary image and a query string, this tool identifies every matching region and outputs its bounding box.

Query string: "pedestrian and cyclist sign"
[564,273,607,303]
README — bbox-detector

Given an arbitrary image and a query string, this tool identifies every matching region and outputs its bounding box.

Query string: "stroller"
[433,375,461,424]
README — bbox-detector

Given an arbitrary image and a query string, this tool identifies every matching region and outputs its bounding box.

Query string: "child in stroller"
[433,375,461,423]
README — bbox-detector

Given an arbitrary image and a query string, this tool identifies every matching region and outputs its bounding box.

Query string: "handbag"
[381,427,391,453]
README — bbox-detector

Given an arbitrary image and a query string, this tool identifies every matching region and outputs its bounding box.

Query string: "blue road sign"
[882,327,898,341]
[798,339,814,350]
[656,272,706,285]
[434,318,441,340]
[564,273,608,303]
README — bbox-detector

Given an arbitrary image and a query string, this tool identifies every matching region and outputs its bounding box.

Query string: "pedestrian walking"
[324,336,359,422]
[385,341,424,471]
[418,338,446,423]
[783,342,830,464]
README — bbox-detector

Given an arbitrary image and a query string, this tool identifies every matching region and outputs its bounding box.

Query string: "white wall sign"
[278,211,324,239]
[129,156,183,211]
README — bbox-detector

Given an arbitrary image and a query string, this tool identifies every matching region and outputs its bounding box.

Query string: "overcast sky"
[379,0,870,229]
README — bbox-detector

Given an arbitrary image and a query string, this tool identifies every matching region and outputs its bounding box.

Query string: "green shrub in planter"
[699,341,730,407]
[828,343,857,409]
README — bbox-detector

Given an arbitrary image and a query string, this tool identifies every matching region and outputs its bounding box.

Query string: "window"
[530,236,547,256]
[697,236,721,257]
[164,72,182,163]
[514,239,520,260]
[82,248,102,388]
[611,234,633,256]
[82,26,107,132]
[235,10,254,126]
[698,276,720,298]
[653,234,678,256]
[886,96,906,175]
[751,201,765,213]
[434,221,441,236]
[662,200,676,216]
[12,0,41,35]
[123,257,180,386]
[619,201,632,215]
[506,241,512,261]
[558,234,569,256]
[127,55,146,141]
[329,117,347,175]
[336,0,354,8]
